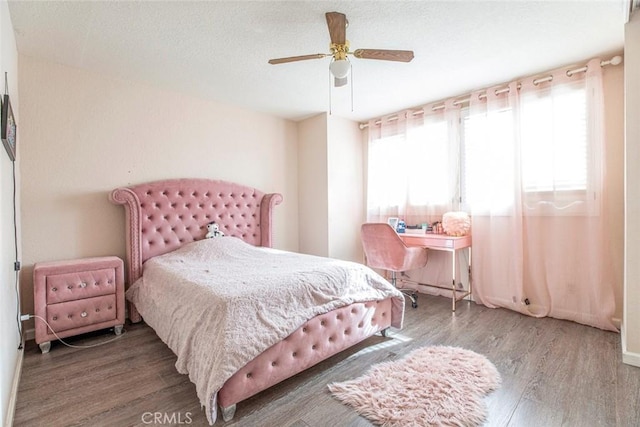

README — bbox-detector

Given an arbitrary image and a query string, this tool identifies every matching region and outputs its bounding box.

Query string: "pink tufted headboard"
[110,178,283,292]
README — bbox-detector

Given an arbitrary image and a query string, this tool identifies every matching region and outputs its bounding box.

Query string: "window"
[366,113,457,221]
[520,83,589,193]
[460,80,597,215]
[368,74,600,219]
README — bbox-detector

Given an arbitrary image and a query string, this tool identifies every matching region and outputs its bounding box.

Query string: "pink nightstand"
[33,256,125,353]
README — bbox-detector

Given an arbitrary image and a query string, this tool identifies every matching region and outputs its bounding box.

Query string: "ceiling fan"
[268,11,414,87]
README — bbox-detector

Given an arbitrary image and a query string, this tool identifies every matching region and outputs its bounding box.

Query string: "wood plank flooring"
[13,294,640,426]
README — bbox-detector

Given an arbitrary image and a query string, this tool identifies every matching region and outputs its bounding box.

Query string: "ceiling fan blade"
[334,76,348,87]
[353,49,414,62]
[268,54,327,65]
[325,12,346,45]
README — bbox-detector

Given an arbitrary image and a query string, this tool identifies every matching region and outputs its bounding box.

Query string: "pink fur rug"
[328,346,501,426]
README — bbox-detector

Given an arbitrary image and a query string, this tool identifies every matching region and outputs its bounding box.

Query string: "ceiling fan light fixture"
[329,59,351,79]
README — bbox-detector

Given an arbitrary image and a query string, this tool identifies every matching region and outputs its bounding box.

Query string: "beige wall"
[624,12,640,366]
[327,115,364,262]
[0,2,20,424]
[297,113,329,256]
[18,55,299,327]
[297,113,365,262]
[604,61,625,323]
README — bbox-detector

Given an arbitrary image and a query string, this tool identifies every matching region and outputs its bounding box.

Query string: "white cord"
[29,314,125,349]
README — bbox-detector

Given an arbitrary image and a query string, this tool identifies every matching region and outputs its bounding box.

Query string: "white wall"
[0,1,20,425]
[18,55,299,331]
[624,11,640,366]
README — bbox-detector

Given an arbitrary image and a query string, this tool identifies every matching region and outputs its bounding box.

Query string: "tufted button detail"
[271,361,277,367]
[302,327,307,333]
[52,287,57,292]
[67,285,72,290]
[311,345,317,350]
[320,320,325,326]
[79,282,87,288]
[292,351,297,357]
[52,316,57,321]
[81,311,87,318]
[246,373,252,378]
[67,314,72,319]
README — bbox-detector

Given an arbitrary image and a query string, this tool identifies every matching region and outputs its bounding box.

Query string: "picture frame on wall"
[2,94,16,161]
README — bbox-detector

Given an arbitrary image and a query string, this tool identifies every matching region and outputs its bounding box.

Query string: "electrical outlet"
[20,314,30,321]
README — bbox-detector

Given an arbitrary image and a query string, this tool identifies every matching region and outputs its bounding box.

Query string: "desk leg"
[452,249,456,312]
[468,247,472,303]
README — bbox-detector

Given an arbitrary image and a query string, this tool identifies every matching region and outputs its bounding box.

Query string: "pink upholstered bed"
[110,178,404,424]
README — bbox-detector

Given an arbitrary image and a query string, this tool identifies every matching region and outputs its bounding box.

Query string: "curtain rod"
[359,55,623,130]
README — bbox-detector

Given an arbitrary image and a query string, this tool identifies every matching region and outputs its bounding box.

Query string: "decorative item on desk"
[405,225,426,235]
[431,221,443,234]
[396,220,406,233]
[442,211,471,236]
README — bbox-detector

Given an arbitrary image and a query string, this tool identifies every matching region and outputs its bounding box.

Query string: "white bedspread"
[126,237,404,424]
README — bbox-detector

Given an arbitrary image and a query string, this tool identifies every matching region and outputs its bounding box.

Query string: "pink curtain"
[366,102,460,225]
[467,59,617,331]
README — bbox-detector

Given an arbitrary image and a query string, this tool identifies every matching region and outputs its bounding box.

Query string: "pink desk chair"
[360,223,428,308]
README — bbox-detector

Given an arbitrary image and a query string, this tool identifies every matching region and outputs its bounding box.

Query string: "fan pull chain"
[350,64,354,112]
[328,69,333,115]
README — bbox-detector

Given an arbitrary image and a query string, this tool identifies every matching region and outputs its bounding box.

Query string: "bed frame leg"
[39,341,51,354]
[380,327,390,338]
[221,404,236,422]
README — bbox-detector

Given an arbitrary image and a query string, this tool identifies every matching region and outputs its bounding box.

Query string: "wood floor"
[14,293,640,427]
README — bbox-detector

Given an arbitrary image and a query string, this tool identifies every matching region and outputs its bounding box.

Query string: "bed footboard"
[217,298,393,417]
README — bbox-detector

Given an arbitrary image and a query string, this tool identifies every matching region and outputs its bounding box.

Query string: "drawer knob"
[81,311,87,318]
[79,282,87,288]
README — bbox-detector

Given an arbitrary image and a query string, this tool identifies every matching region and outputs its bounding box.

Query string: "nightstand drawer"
[46,294,117,333]
[46,268,117,304]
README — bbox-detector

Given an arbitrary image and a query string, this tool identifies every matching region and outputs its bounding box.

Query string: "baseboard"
[621,322,640,367]
[23,327,34,342]
[4,345,24,427]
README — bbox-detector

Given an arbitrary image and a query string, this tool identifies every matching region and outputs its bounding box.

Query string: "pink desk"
[399,233,472,312]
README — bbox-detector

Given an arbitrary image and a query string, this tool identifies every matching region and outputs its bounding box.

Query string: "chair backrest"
[360,223,427,272]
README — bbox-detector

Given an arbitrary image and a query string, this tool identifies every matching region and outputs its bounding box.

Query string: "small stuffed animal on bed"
[205,222,225,238]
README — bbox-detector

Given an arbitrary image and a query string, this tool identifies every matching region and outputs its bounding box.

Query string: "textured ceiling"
[8,1,628,122]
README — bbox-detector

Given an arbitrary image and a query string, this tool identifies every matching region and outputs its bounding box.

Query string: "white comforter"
[126,237,404,424]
